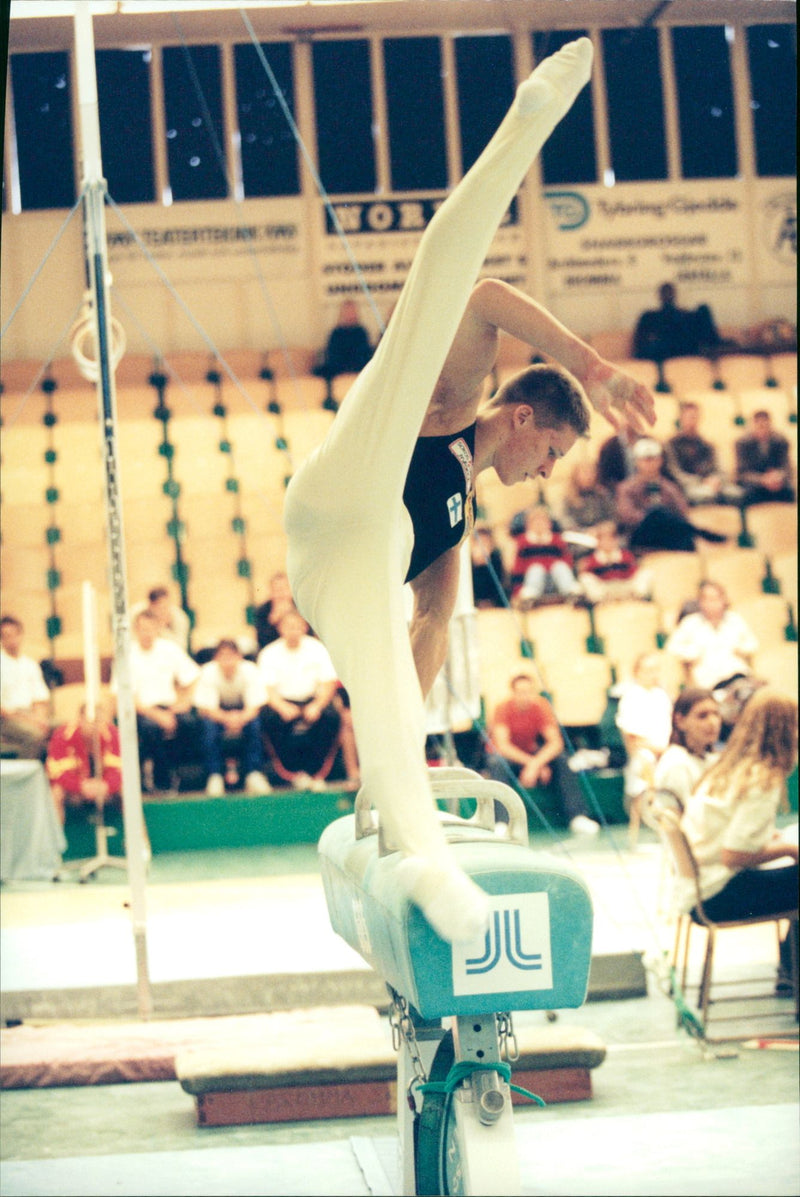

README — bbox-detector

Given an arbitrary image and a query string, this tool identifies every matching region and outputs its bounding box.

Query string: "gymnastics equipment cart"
[319,767,594,1196]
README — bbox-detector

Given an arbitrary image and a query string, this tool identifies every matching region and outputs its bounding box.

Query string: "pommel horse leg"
[319,768,594,1195]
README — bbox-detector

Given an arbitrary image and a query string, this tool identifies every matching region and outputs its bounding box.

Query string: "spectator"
[119,610,200,794]
[577,520,652,604]
[510,505,579,602]
[470,525,508,608]
[258,610,342,790]
[734,409,795,506]
[193,639,270,796]
[484,673,599,835]
[560,458,616,533]
[665,401,743,506]
[314,299,373,384]
[596,415,643,494]
[615,652,673,818]
[666,580,758,692]
[46,701,122,825]
[0,615,50,760]
[676,688,798,989]
[653,688,722,807]
[254,570,298,650]
[130,586,191,652]
[633,282,724,362]
[616,438,728,552]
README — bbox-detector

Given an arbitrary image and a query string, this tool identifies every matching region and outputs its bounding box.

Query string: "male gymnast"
[284,38,655,944]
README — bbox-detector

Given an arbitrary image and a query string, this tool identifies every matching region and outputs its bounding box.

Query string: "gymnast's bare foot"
[515,36,593,117]
[396,855,490,944]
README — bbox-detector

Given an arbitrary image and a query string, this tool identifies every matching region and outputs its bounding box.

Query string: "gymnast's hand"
[582,357,656,432]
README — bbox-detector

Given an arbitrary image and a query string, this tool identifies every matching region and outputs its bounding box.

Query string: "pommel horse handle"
[353,766,529,853]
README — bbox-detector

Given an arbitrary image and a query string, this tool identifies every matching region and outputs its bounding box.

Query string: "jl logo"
[452,892,553,995]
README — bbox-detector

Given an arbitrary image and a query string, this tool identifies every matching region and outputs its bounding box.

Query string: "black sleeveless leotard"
[403,423,476,583]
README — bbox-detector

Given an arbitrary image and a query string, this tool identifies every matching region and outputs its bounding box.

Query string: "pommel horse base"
[318,767,594,1196]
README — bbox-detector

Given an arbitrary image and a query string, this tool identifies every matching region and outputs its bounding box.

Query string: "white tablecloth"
[0,760,66,881]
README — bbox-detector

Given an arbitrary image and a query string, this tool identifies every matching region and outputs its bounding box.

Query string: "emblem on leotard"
[448,437,474,492]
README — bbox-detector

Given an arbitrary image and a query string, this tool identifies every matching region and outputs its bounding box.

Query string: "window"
[746,24,797,177]
[454,35,515,174]
[602,28,667,181]
[313,40,375,195]
[10,52,76,210]
[533,30,597,185]
[384,37,447,191]
[672,26,737,179]
[96,49,156,203]
[234,42,299,197]
[162,43,227,201]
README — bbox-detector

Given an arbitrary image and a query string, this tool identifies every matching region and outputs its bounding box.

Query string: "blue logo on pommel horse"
[452,893,553,996]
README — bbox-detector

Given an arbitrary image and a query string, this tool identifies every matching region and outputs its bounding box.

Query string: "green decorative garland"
[148,368,194,647]
[207,365,257,628]
[41,376,63,654]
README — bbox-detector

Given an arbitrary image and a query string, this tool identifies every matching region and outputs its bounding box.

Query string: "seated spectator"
[596,415,643,495]
[616,438,728,552]
[577,520,652,604]
[470,524,508,608]
[510,506,578,603]
[130,586,191,652]
[46,700,121,825]
[665,401,744,506]
[615,652,673,818]
[0,615,51,760]
[653,688,722,807]
[560,458,616,534]
[118,610,200,794]
[734,409,795,506]
[666,579,758,693]
[254,570,298,650]
[314,299,373,383]
[633,282,723,362]
[258,610,342,790]
[676,689,798,990]
[193,639,270,796]
[484,673,599,835]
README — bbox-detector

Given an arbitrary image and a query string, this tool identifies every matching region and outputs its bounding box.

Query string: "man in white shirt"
[0,615,51,759]
[120,610,200,793]
[130,586,192,652]
[257,609,342,789]
[666,580,758,691]
[194,639,270,796]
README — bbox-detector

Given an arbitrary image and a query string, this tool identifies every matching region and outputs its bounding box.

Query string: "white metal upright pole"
[73,0,152,1018]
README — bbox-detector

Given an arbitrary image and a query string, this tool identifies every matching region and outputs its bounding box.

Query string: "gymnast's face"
[497,407,577,486]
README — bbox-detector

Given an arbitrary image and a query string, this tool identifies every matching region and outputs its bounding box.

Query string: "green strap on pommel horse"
[318,767,594,1196]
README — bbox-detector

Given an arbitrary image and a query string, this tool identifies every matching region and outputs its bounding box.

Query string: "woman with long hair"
[654,687,722,808]
[678,688,798,984]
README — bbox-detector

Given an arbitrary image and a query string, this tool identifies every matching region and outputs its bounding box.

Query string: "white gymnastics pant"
[284,41,593,915]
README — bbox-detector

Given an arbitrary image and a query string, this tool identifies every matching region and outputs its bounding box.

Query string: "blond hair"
[701,688,798,801]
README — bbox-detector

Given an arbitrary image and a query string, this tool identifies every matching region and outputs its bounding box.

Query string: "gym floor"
[2,827,798,1196]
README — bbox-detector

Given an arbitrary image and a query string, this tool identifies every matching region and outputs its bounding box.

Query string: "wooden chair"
[661,355,717,397]
[543,652,613,729]
[592,599,661,680]
[641,788,799,1041]
[524,603,593,664]
[475,607,538,715]
[716,353,773,392]
[702,547,766,603]
[637,551,704,631]
[735,594,793,651]
[745,502,798,557]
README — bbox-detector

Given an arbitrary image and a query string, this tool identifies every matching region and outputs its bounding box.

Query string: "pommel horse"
[318,767,594,1196]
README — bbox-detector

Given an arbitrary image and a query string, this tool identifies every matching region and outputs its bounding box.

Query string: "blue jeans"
[199,716,265,780]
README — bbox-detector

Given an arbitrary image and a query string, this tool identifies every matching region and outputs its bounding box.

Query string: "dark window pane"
[162,44,227,201]
[234,42,299,197]
[96,49,155,203]
[672,26,737,178]
[455,35,515,174]
[747,24,797,177]
[313,40,375,194]
[11,52,76,210]
[533,30,597,184]
[602,28,667,181]
[384,37,446,191]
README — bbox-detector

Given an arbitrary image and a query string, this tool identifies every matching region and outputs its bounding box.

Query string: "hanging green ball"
[41,378,58,396]
[206,370,222,386]
[166,518,185,539]
[219,440,232,454]
[225,478,240,493]
[45,526,61,545]
[43,411,58,428]
[267,401,281,415]
[46,615,62,638]
[275,436,288,451]
[245,605,255,626]
[158,442,175,459]
[163,479,181,498]
[46,568,62,590]
[213,403,227,418]
[44,449,57,464]
[171,561,189,585]
[232,516,246,534]
[237,558,252,579]
[149,371,168,390]
[45,486,59,503]
[283,475,292,488]
[154,404,171,422]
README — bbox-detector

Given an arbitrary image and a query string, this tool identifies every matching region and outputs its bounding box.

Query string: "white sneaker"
[205,773,225,797]
[245,771,271,794]
[293,772,313,790]
[570,814,600,836]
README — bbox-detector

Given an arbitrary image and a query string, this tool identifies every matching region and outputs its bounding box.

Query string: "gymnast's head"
[485,363,590,486]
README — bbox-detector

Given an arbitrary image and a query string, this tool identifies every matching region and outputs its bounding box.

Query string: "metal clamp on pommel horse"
[318,766,594,1196]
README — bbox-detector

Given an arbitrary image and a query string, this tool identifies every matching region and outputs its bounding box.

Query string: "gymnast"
[284,38,655,945]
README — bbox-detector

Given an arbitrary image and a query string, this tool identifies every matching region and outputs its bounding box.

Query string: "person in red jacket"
[510,505,578,601]
[46,702,122,825]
